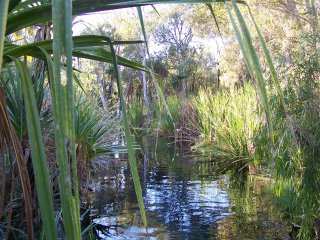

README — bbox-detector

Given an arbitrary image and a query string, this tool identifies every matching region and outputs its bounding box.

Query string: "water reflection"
[86,139,290,239]
[215,169,290,239]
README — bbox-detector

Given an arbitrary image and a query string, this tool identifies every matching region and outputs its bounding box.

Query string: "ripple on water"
[90,154,290,239]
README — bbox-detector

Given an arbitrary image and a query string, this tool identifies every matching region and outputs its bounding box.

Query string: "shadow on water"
[82,138,290,239]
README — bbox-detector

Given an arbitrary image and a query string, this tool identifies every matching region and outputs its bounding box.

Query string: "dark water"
[85,140,290,239]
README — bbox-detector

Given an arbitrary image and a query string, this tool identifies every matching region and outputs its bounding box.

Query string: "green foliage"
[0,0,319,238]
[1,0,151,238]
[3,36,147,71]
[0,75,35,238]
[237,29,320,237]
[128,95,181,138]
[74,99,120,162]
[0,65,51,138]
[226,0,275,153]
[153,95,181,135]
[128,100,146,133]
[0,60,55,239]
[193,84,262,167]
[14,57,57,240]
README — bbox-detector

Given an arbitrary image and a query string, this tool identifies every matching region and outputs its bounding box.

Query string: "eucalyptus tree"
[153,11,194,98]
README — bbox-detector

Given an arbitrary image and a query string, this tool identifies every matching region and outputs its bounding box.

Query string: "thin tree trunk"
[97,65,108,110]
[178,50,186,99]
[99,79,108,110]
[106,78,114,101]
[142,57,151,122]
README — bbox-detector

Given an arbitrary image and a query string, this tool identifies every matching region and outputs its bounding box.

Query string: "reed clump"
[191,84,262,169]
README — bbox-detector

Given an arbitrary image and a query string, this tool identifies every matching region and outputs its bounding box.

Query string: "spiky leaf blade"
[11,57,57,240]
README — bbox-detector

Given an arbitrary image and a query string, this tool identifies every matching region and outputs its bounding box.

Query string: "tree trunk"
[142,57,152,122]
[97,65,108,110]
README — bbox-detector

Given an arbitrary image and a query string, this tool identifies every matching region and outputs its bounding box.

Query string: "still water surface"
[87,141,290,239]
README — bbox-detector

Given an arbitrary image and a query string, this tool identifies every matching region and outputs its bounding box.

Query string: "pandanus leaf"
[10,56,57,240]
[3,36,147,72]
[6,0,246,35]
[51,0,81,239]
[108,38,147,227]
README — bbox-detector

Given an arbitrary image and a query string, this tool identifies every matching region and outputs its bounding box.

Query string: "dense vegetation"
[0,0,319,239]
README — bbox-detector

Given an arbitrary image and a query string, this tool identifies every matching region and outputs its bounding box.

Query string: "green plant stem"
[52,0,81,239]
[0,0,9,70]
[108,39,147,227]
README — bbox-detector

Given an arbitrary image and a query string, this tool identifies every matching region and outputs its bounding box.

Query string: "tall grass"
[128,95,181,137]
[128,100,146,134]
[153,95,181,135]
[193,84,262,167]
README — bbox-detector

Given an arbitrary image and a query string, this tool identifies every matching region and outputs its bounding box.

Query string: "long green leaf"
[246,7,287,114]
[108,38,147,227]
[10,56,57,240]
[224,3,251,81]
[6,0,246,35]
[225,1,278,175]
[3,37,146,72]
[4,35,143,54]
[10,0,41,13]
[206,3,223,39]
[151,5,161,17]
[138,6,177,150]
[246,5,299,147]
[0,0,9,70]
[227,0,275,149]
[136,6,174,122]
[73,47,148,71]
[137,6,150,57]
[8,0,21,13]
[3,35,143,55]
[52,0,81,239]
[247,6,288,117]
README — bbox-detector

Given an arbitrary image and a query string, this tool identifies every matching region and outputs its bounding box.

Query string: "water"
[85,140,290,239]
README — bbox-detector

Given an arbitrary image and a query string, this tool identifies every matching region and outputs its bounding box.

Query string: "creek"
[83,139,290,239]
